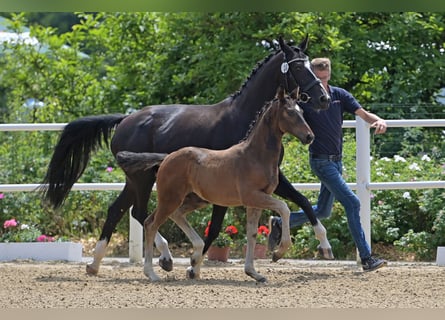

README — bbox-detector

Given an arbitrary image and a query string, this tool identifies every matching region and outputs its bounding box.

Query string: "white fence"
[1,118,445,262]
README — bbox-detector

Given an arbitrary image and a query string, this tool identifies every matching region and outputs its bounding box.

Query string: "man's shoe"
[268,216,282,251]
[361,256,387,272]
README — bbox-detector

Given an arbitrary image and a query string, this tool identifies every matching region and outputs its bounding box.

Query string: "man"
[268,57,387,272]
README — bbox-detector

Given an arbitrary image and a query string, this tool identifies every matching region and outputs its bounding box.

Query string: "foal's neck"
[242,104,283,161]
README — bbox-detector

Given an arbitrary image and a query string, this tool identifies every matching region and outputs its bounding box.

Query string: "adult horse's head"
[279,36,330,110]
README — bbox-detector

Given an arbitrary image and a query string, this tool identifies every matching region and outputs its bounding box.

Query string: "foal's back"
[155,144,261,208]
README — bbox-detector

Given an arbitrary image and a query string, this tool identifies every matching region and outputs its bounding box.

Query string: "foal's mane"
[238,97,280,143]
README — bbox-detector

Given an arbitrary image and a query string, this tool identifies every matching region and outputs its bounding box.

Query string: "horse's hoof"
[272,252,281,262]
[257,277,267,284]
[159,257,173,272]
[317,245,335,260]
[144,269,162,282]
[86,264,98,276]
[186,267,199,280]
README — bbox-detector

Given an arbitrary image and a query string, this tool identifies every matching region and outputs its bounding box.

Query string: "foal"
[117,87,314,282]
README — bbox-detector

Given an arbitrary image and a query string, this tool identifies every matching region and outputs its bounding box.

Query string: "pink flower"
[36,234,55,242]
[0,193,4,199]
[3,219,18,228]
[106,166,113,172]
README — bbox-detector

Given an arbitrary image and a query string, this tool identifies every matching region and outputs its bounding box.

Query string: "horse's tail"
[40,114,127,208]
[116,151,167,175]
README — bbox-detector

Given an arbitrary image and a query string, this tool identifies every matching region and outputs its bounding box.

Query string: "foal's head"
[275,87,314,145]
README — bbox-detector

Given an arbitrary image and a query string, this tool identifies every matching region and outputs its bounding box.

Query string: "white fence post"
[355,117,371,262]
[128,206,143,263]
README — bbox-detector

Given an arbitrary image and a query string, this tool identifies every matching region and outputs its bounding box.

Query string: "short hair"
[311,58,331,72]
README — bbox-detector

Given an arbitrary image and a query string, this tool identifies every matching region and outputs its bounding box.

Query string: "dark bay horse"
[40,36,332,275]
[116,87,312,282]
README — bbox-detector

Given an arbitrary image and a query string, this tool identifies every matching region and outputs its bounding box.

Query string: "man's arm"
[355,108,387,134]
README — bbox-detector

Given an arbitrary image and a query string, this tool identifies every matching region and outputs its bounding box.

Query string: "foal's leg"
[144,202,180,281]
[275,171,333,259]
[244,192,292,262]
[244,208,266,282]
[169,193,209,280]
[143,213,162,282]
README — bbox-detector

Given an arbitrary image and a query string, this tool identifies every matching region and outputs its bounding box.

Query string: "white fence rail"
[1,119,445,262]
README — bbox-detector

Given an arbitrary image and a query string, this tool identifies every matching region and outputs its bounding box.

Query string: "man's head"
[311,58,331,83]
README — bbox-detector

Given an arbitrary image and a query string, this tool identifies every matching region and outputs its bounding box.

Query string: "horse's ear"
[278,36,293,58]
[277,86,285,100]
[297,34,309,52]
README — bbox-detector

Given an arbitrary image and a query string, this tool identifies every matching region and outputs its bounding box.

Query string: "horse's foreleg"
[275,171,333,259]
[155,232,173,271]
[244,208,267,283]
[86,187,132,275]
[313,219,334,259]
[204,205,228,254]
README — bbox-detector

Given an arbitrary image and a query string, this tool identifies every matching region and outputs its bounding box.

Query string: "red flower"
[204,222,238,238]
[204,221,211,237]
[225,225,238,236]
[257,225,269,236]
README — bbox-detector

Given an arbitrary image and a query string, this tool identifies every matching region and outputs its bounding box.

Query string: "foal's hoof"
[159,257,173,272]
[317,245,335,260]
[86,264,98,276]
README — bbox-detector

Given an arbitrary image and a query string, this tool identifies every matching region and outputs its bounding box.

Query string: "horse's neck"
[242,106,283,163]
[231,52,284,119]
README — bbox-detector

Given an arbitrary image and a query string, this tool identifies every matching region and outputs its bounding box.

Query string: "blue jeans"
[287,158,371,260]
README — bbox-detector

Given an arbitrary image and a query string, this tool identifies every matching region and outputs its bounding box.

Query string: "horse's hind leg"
[244,208,267,283]
[86,185,133,275]
[129,171,174,271]
[144,201,182,281]
[274,171,333,259]
[169,193,209,280]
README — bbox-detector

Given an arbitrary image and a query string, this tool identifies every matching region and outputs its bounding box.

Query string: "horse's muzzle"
[306,133,315,144]
[319,94,331,110]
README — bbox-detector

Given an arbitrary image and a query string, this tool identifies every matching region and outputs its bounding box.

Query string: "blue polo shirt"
[301,85,361,156]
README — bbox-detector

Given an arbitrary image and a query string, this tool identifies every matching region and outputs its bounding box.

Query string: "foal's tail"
[116,151,167,175]
[40,114,127,208]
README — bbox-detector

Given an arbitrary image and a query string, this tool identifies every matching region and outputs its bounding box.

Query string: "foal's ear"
[276,86,285,100]
[290,88,299,100]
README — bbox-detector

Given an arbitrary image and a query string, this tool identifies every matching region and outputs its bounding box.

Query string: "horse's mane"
[238,97,278,143]
[230,44,301,100]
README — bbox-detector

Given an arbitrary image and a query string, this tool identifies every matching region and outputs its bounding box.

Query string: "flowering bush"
[204,222,238,248]
[1,218,57,243]
[256,225,270,245]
